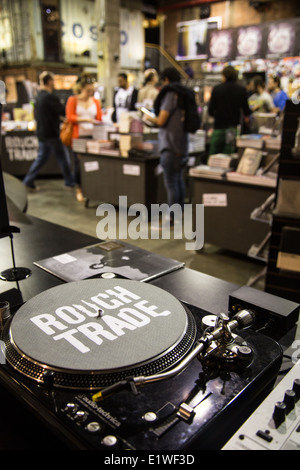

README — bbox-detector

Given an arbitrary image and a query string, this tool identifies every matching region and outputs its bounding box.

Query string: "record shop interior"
[0,0,300,452]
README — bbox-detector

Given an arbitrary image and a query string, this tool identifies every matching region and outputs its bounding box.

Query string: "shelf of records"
[189,132,282,188]
[276,225,300,274]
[245,179,300,270]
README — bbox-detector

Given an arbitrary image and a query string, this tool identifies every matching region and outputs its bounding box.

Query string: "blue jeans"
[71,150,81,186]
[160,149,188,210]
[23,138,74,188]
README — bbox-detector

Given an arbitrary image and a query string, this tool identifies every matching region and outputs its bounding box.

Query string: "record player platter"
[4,279,197,389]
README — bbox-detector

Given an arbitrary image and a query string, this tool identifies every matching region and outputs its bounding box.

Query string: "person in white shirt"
[112,73,138,123]
[249,76,275,113]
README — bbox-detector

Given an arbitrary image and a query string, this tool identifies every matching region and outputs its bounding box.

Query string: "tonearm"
[92,309,255,401]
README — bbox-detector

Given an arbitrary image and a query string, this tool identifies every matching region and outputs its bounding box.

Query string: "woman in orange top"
[66,73,102,201]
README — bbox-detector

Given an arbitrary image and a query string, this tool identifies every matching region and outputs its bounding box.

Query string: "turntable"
[0,279,283,450]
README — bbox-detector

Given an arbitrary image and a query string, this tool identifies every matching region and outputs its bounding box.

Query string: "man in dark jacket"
[147,67,189,216]
[23,71,74,191]
[208,65,251,155]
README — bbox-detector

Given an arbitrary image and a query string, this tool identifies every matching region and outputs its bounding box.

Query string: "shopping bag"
[60,120,73,147]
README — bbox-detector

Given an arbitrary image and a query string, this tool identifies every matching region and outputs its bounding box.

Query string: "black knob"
[292,378,300,399]
[75,410,88,422]
[43,370,54,390]
[273,401,286,426]
[284,389,296,411]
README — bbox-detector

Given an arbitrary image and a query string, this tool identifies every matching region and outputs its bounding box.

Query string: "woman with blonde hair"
[138,68,159,109]
[66,73,102,201]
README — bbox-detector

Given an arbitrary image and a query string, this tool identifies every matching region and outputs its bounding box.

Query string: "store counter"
[78,149,204,209]
[79,151,167,208]
[190,174,275,255]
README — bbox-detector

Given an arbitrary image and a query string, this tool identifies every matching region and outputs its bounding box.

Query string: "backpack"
[154,83,201,133]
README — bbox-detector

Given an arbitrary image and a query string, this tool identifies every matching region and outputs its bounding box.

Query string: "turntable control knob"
[75,410,88,422]
[65,402,77,412]
[86,421,101,433]
[292,378,300,398]
[283,389,296,411]
[102,435,118,447]
[272,401,286,426]
[143,412,157,422]
[237,345,252,358]
[43,370,54,390]
[201,315,217,329]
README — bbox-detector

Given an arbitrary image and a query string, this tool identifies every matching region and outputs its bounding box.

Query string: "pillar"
[95,0,121,108]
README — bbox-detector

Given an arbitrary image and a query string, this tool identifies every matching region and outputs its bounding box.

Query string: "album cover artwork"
[34,240,184,282]
[208,29,236,62]
[236,25,263,60]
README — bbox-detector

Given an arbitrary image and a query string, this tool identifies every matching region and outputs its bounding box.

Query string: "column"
[95,0,121,108]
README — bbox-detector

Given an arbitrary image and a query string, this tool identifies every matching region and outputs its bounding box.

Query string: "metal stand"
[0,233,32,281]
[0,95,31,282]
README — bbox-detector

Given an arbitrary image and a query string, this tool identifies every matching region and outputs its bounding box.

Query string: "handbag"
[60,119,73,147]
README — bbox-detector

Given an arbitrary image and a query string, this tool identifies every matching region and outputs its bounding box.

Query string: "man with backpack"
[146,67,200,219]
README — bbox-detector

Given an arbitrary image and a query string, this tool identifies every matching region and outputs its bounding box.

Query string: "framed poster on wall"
[176,17,221,61]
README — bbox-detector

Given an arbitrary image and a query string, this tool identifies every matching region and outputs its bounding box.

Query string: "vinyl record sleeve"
[34,240,184,282]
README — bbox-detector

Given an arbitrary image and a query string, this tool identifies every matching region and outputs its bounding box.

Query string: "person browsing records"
[112,73,138,123]
[208,65,252,155]
[137,68,159,110]
[248,75,274,113]
[268,75,288,113]
[66,73,102,201]
[146,67,189,218]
